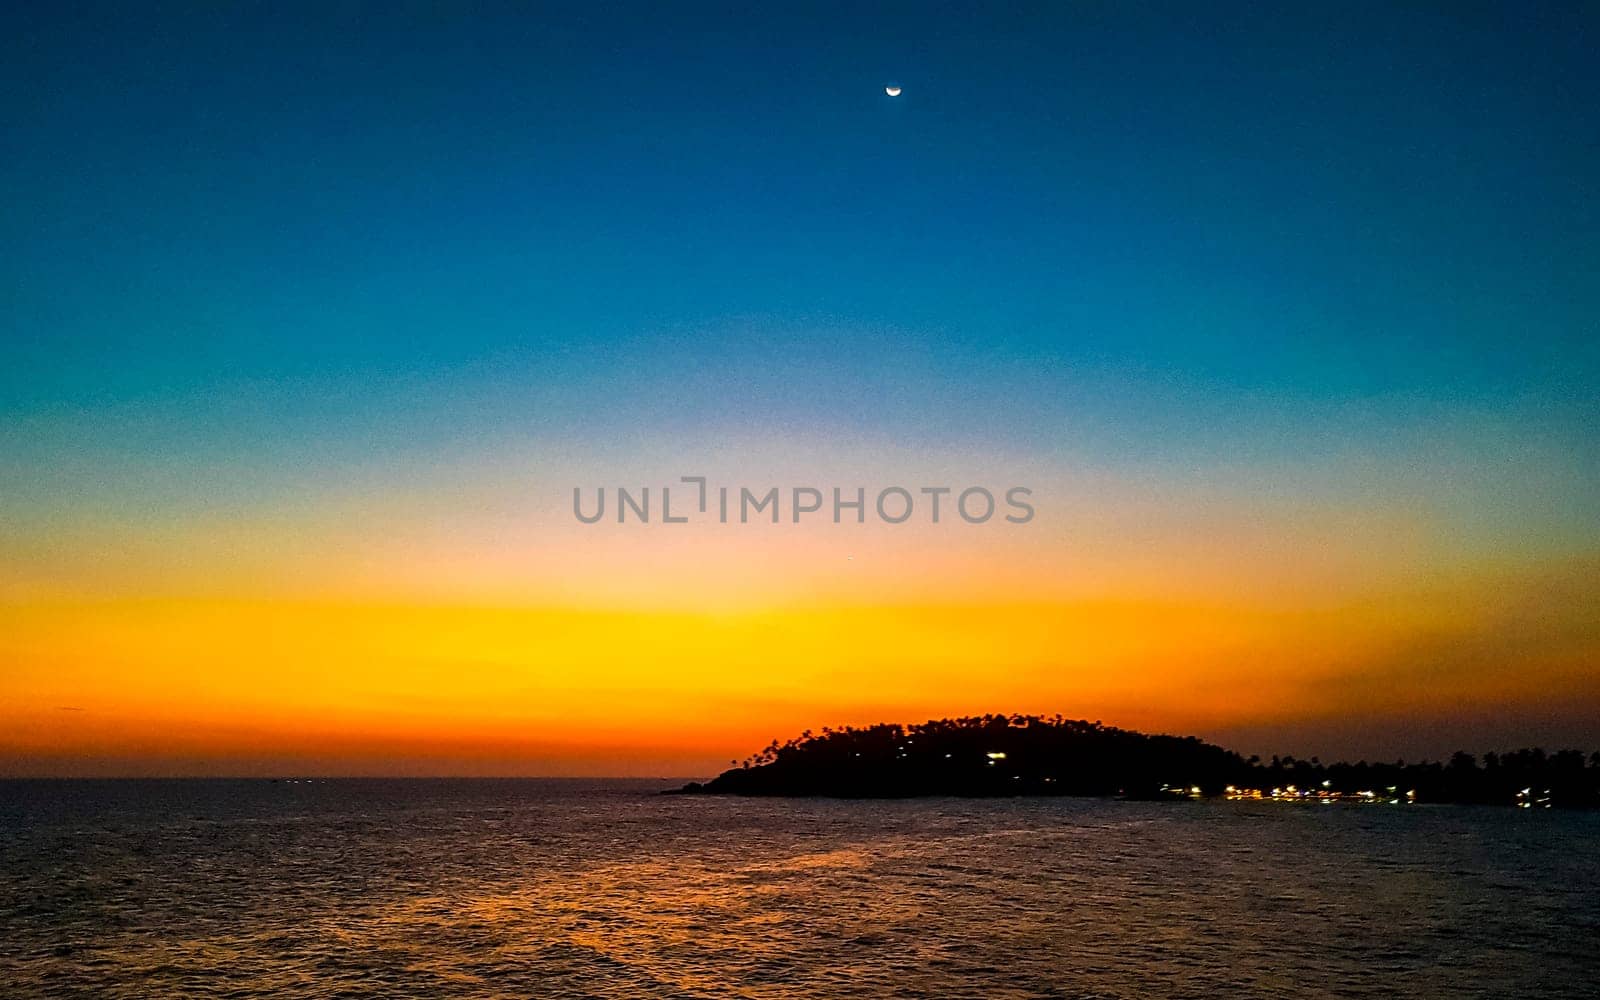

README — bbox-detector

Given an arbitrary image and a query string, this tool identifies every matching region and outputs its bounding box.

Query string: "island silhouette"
[674,714,1600,807]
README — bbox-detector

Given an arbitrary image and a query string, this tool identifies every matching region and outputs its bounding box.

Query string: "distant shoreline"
[670,715,1600,809]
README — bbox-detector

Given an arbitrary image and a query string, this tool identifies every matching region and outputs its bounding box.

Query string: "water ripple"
[1,780,1596,998]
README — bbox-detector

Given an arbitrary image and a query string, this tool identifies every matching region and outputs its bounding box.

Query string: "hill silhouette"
[673,714,1600,806]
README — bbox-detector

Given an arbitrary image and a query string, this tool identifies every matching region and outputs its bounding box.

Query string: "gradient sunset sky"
[3,4,1597,776]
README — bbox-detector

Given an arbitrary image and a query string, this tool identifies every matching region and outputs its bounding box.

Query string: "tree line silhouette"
[674,714,1600,806]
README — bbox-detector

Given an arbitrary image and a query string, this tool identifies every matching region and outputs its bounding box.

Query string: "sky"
[3,3,1597,776]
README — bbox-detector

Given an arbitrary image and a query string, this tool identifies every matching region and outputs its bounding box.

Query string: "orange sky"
[4,439,1597,776]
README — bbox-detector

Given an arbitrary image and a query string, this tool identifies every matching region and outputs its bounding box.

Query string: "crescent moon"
[885,85,902,97]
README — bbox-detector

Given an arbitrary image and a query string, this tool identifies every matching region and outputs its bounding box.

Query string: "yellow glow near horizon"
[4,553,1596,775]
[3,436,1597,776]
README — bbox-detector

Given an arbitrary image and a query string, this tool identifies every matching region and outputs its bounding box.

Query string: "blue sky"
[7,3,1597,413]
[5,2,1597,554]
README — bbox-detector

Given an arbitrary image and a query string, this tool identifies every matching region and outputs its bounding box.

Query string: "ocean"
[2,779,1596,998]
